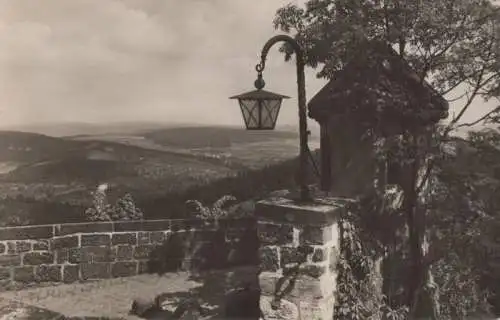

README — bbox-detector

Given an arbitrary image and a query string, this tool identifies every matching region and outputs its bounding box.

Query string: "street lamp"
[230,35,311,202]
[229,87,289,130]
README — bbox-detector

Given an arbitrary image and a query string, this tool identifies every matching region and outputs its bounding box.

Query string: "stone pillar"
[256,195,347,320]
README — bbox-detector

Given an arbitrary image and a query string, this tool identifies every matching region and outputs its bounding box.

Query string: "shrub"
[85,184,143,221]
[185,195,237,219]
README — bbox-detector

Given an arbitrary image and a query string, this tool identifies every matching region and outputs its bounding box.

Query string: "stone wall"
[0,217,258,288]
[256,196,345,320]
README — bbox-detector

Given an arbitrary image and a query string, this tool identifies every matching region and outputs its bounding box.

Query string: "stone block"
[259,247,279,272]
[55,222,113,236]
[6,242,15,254]
[0,267,11,280]
[137,232,150,245]
[133,245,155,260]
[142,220,173,231]
[0,242,5,254]
[260,271,335,301]
[111,261,137,277]
[297,295,335,320]
[81,234,111,247]
[257,223,293,245]
[256,197,345,226]
[35,265,62,282]
[258,272,279,296]
[300,225,334,245]
[280,246,310,266]
[16,241,32,253]
[33,240,49,251]
[55,249,69,264]
[329,247,338,272]
[170,219,203,232]
[13,266,35,282]
[112,233,137,245]
[115,245,134,261]
[0,225,54,241]
[0,254,21,267]
[51,235,78,250]
[312,247,329,263]
[69,246,114,264]
[23,252,54,266]
[113,221,144,232]
[112,219,171,232]
[62,265,79,283]
[80,263,111,280]
[300,264,327,279]
[150,231,165,244]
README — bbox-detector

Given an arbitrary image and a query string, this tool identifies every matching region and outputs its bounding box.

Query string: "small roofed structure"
[308,40,449,195]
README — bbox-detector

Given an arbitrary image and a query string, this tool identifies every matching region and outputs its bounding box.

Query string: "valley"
[0,125,319,226]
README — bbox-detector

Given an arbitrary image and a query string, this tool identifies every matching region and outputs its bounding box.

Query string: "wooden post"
[320,119,332,191]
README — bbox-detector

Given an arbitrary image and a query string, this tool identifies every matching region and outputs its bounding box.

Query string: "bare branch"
[416,66,491,195]
[447,92,468,103]
[456,105,500,128]
[447,70,486,130]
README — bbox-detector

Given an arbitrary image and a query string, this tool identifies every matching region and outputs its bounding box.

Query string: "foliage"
[0,214,31,227]
[85,184,143,221]
[425,128,500,316]
[432,253,491,320]
[273,0,499,104]
[140,150,318,219]
[185,195,237,219]
[112,193,144,221]
[335,208,408,320]
[274,0,500,317]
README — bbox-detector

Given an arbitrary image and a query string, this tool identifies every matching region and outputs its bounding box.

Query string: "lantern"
[230,85,289,130]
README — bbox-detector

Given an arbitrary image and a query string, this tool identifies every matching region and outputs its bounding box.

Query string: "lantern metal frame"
[230,35,312,202]
[229,89,289,130]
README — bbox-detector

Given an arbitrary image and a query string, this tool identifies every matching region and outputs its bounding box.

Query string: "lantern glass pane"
[239,99,260,129]
[261,99,282,129]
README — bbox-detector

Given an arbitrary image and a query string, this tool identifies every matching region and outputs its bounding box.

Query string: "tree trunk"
[405,182,425,317]
[405,132,440,319]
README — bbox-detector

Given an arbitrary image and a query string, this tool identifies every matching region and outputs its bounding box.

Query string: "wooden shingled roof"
[307,41,449,128]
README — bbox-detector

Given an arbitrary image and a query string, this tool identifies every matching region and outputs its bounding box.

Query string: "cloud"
[0,0,323,126]
[0,0,489,129]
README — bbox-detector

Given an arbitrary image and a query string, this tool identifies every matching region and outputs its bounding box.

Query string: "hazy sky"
[0,0,496,129]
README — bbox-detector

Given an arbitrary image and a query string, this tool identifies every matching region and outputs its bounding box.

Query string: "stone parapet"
[256,195,349,320]
[0,217,258,289]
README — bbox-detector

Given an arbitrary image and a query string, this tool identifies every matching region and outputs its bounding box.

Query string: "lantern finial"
[254,63,265,90]
[254,73,265,90]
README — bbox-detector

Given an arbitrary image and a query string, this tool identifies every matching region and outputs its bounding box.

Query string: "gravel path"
[0,272,219,319]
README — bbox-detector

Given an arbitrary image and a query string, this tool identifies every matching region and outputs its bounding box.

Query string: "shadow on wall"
[145,219,260,274]
[139,220,261,319]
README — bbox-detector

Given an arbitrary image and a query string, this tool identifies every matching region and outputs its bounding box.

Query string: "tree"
[112,193,144,221]
[273,0,500,317]
[185,195,237,219]
[85,185,113,222]
[84,185,143,221]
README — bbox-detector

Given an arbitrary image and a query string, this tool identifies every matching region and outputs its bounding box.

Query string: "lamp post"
[230,35,311,202]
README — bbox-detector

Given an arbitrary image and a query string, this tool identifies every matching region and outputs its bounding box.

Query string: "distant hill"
[0,126,318,226]
[0,131,236,202]
[0,121,198,138]
[143,126,299,149]
[0,131,79,163]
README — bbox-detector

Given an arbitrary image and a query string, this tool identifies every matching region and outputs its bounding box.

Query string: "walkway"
[0,271,232,319]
